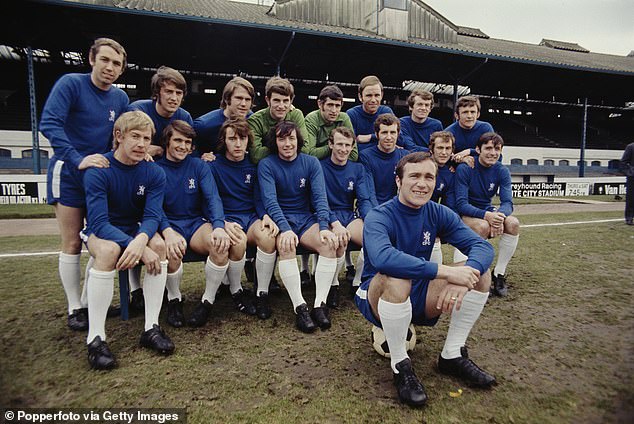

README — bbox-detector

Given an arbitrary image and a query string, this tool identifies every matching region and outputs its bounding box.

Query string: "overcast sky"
[423,0,633,56]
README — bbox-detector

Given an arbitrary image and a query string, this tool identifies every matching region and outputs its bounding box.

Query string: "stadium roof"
[34,0,631,76]
[4,0,634,107]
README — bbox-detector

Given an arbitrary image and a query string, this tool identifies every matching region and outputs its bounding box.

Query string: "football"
[371,324,417,358]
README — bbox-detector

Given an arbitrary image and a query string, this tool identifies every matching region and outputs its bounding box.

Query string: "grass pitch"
[0,210,632,423]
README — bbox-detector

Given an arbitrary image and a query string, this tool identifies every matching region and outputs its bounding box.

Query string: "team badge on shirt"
[244,174,252,184]
[347,180,354,191]
[421,231,431,246]
[109,110,116,122]
[188,178,196,190]
[137,185,145,196]
[299,178,306,188]
[488,182,496,192]
[438,182,445,191]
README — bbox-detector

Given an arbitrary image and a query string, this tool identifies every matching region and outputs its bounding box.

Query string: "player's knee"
[167,258,182,273]
[63,238,83,254]
[229,242,247,261]
[475,269,492,293]
[97,241,121,263]
[372,274,411,303]
[505,216,520,235]
[317,244,337,258]
[256,234,276,253]
[474,220,490,237]
[148,237,166,259]
[275,241,296,259]
[208,249,228,265]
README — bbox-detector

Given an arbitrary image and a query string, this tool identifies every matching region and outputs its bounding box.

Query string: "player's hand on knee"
[78,153,110,170]
[261,215,279,238]
[320,229,339,250]
[141,246,161,275]
[278,230,298,253]
[116,234,148,271]
[330,221,350,246]
[211,228,231,253]
[224,222,245,245]
[439,264,479,290]
[436,284,469,313]
[489,224,504,238]
[163,228,186,261]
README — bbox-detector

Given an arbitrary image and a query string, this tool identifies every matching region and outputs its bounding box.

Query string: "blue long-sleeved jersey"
[208,155,265,218]
[258,153,331,233]
[363,197,494,282]
[156,155,225,231]
[346,105,394,152]
[359,146,410,204]
[128,100,193,146]
[320,157,376,221]
[399,116,443,149]
[432,164,457,211]
[445,120,494,155]
[454,161,513,219]
[40,73,129,169]
[84,152,165,247]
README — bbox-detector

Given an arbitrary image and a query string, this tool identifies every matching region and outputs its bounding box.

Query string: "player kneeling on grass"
[258,121,339,333]
[454,132,520,297]
[208,119,279,320]
[354,152,496,407]
[155,120,233,328]
[83,111,173,370]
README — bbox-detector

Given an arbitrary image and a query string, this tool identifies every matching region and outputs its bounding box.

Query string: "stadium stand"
[1,0,633,177]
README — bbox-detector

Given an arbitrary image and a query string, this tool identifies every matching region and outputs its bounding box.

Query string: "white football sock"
[227,254,246,294]
[441,289,489,359]
[59,253,82,313]
[86,268,115,344]
[311,253,318,274]
[278,258,305,310]
[494,234,519,277]
[128,264,142,292]
[352,249,364,287]
[314,256,337,307]
[331,255,345,286]
[378,297,412,373]
[143,260,168,331]
[80,255,94,308]
[430,240,443,265]
[202,258,228,304]
[165,263,183,301]
[453,248,468,264]
[255,248,276,295]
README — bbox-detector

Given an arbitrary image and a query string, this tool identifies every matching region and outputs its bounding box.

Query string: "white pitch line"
[522,218,622,228]
[0,250,89,259]
[0,219,624,257]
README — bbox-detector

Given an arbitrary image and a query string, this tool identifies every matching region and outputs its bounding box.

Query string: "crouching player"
[209,119,279,320]
[258,121,339,332]
[155,120,232,328]
[82,111,173,370]
[321,127,375,304]
[355,152,496,407]
[454,132,520,296]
